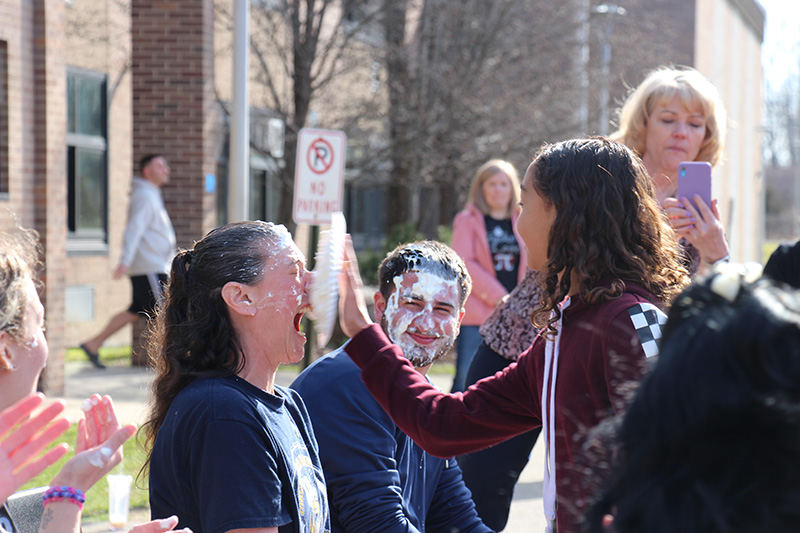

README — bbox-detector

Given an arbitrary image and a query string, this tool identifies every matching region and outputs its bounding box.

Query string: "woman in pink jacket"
[450,159,526,392]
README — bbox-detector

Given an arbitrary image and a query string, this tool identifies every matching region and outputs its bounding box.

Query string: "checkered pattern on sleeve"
[626,302,668,359]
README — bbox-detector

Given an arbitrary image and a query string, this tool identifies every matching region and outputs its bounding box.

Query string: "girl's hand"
[0,394,70,502]
[130,516,193,533]
[665,195,729,264]
[338,235,373,338]
[49,395,136,493]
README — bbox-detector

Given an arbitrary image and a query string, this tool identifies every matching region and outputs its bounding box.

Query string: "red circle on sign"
[307,138,334,174]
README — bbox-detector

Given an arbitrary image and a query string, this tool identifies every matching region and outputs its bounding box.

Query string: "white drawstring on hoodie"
[541,297,570,533]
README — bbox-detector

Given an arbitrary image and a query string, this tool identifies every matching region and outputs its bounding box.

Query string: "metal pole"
[229,0,250,222]
[599,38,612,134]
[576,0,590,135]
[593,4,626,134]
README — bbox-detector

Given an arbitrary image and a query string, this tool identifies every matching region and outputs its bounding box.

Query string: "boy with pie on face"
[291,241,490,533]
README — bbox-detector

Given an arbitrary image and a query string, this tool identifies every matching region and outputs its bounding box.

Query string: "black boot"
[80,343,107,369]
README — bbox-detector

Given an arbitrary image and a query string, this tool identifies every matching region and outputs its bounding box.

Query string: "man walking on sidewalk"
[80,154,176,368]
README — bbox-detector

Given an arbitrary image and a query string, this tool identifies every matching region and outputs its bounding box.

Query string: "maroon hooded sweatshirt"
[345,279,665,532]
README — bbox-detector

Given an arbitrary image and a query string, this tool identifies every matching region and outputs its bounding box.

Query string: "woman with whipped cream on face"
[143,221,330,533]
[337,138,690,533]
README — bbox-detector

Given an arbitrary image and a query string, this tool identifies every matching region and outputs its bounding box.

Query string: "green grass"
[20,424,150,521]
[66,346,133,364]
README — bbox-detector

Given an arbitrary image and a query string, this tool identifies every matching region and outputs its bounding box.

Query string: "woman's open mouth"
[294,304,311,335]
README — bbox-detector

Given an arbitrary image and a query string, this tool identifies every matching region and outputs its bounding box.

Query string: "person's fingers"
[342,236,363,288]
[12,443,69,483]
[690,194,715,222]
[669,216,695,230]
[338,235,372,338]
[679,197,700,219]
[711,198,721,220]
[94,396,111,441]
[0,394,45,438]
[106,424,137,450]
[82,395,103,448]
[129,516,193,533]
[86,424,135,471]
[2,401,67,454]
[664,205,691,219]
[100,396,123,441]
[9,416,70,475]
[75,418,88,454]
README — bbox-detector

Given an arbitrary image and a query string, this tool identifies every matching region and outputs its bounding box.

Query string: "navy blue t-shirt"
[291,346,490,533]
[149,375,330,533]
[484,215,520,293]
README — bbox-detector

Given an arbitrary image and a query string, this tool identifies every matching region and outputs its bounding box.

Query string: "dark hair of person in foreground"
[585,268,800,532]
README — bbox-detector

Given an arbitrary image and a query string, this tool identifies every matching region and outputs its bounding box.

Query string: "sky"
[757,0,800,89]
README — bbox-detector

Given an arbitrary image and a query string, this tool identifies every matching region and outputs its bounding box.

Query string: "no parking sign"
[293,128,347,225]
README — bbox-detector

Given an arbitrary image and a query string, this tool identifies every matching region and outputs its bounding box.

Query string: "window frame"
[66,66,109,253]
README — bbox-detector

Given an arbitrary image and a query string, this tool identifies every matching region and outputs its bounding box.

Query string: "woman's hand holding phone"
[665,195,729,265]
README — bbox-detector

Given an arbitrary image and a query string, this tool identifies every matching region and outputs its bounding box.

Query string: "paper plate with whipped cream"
[309,211,346,349]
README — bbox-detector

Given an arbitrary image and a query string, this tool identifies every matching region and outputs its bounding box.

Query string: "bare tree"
[765,75,800,168]
[216,0,712,240]
[373,0,702,237]
[216,0,386,228]
[66,0,132,102]
[378,0,583,235]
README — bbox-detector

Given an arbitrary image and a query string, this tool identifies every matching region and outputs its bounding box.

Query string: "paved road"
[63,361,546,532]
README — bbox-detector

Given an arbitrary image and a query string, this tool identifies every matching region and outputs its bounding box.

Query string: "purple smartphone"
[677,161,712,209]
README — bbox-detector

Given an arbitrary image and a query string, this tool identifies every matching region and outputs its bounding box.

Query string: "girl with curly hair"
[337,137,690,533]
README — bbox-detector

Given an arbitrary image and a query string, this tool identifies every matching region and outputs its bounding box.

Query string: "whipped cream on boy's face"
[378,270,462,368]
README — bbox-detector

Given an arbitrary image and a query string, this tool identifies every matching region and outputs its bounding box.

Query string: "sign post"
[293,128,346,366]
[293,128,347,225]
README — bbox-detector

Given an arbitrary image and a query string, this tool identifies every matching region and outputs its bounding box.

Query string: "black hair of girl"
[529,137,689,334]
[142,220,284,465]
[585,276,800,532]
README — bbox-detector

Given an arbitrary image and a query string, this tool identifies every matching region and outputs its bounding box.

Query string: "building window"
[0,41,8,195]
[249,155,281,222]
[67,67,108,248]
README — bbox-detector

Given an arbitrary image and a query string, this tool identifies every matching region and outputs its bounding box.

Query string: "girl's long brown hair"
[138,221,282,479]
[529,138,690,336]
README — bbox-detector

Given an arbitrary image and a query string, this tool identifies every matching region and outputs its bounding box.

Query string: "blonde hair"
[611,66,726,167]
[466,159,520,217]
[0,227,40,341]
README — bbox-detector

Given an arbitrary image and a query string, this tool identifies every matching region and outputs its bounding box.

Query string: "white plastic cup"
[107,474,133,530]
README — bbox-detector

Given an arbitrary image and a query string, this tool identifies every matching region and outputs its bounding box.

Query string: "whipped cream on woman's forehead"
[269,223,293,248]
[252,223,306,311]
[271,224,304,258]
[384,270,460,367]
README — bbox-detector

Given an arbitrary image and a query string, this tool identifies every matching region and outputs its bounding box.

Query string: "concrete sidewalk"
[63,361,545,532]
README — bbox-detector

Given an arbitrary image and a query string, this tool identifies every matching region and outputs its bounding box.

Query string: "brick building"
[0,0,67,394]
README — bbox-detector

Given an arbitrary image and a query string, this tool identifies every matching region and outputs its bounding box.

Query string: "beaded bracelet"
[42,486,86,510]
